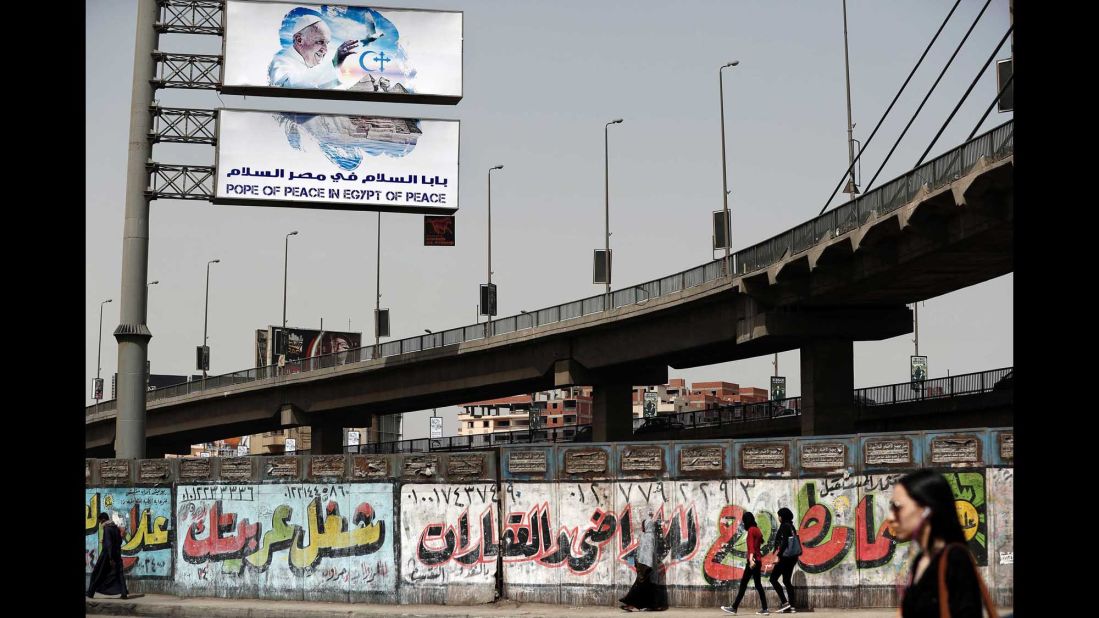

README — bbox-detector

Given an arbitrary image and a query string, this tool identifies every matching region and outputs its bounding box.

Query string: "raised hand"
[335,39,360,64]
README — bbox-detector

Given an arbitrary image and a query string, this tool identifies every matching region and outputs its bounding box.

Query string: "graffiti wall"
[173,483,395,602]
[85,487,173,579]
[987,468,1013,605]
[83,436,1013,609]
[398,483,498,604]
[500,475,969,608]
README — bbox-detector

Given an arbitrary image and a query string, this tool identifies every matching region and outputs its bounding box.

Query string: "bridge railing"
[357,424,585,454]
[178,366,1011,456]
[853,366,1012,407]
[643,396,803,431]
[87,121,1012,416]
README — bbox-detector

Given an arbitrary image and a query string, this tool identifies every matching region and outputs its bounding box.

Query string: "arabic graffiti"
[701,476,906,586]
[499,501,699,576]
[943,471,988,566]
[174,483,395,593]
[181,499,261,563]
[498,479,918,590]
[499,481,703,591]
[400,484,498,585]
[986,468,1013,590]
[416,507,498,567]
[89,471,1009,600]
[85,488,173,578]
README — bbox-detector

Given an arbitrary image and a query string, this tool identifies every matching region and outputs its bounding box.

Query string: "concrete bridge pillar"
[590,383,634,442]
[799,339,856,435]
[310,423,345,455]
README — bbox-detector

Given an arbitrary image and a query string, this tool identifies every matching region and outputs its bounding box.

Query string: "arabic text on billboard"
[223,1,462,103]
[216,109,459,214]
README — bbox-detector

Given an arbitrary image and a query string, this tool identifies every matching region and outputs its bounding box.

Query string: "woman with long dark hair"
[888,469,998,618]
[720,511,769,615]
[769,507,800,613]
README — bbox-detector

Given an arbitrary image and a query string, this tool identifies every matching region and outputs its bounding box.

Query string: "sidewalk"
[86,594,912,618]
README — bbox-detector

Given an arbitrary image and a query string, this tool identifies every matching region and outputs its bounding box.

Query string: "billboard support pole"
[113,0,159,459]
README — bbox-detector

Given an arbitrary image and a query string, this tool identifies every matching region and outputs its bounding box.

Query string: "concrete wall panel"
[173,483,395,602]
[398,482,498,604]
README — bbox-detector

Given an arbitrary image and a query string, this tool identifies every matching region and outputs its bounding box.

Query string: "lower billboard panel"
[215,109,458,214]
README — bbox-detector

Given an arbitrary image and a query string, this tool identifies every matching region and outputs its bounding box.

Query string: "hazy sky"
[86,0,1013,440]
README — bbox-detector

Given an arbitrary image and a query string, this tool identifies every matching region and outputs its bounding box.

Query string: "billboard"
[255,328,269,368]
[712,210,730,250]
[256,326,363,369]
[770,376,786,401]
[996,58,1013,113]
[424,215,455,246]
[216,109,459,214]
[479,283,497,317]
[911,355,928,391]
[593,249,612,284]
[222,1,463,103]
[643,391,658,418]
[429,416,443,439]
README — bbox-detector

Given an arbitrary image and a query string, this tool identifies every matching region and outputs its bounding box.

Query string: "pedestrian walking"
[769,507,801,613]
[720,511,769,615]
[87,512,129,599]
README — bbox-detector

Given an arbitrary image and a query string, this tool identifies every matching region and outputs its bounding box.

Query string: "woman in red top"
[721,511,770,615]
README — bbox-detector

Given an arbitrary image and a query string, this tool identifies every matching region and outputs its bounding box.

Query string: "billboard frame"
[213,106,459,215]
[219,0,464,105]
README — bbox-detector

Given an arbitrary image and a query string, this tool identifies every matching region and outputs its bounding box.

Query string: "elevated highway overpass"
[87,121,1012,456]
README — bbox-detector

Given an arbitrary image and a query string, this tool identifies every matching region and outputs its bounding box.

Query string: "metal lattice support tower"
[150,106,217,144]
[147,164,215,200]
[155,0,223,35]
[152,53,222,90]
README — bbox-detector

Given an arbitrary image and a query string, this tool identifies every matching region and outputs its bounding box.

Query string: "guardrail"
[853,366,1012,406]
[182,366,1012,456]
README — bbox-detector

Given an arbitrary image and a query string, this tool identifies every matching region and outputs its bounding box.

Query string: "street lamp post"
[202,259,220,379]
[283,231,298,329]
[842,0,859,196]
[145,281,158,322]
[96,298,113,408]
[486,164,503,338]
[719,61,739,276]
[604,119,623,304]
